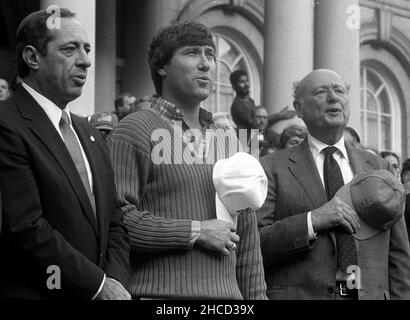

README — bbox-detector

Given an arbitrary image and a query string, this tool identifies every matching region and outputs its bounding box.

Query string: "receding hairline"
[47,17,90,47]
[293,69,349,100]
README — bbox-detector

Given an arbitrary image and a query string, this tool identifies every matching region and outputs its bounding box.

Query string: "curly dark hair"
[148,21,216,95]
[229,70,248,88]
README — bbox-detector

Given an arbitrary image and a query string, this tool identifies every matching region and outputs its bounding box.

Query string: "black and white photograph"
[1,0,410,313]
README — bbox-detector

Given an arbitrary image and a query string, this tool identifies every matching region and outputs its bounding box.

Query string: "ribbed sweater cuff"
[124,212,193,252]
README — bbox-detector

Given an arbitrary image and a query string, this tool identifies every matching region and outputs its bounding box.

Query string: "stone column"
[41,0,96,116]
[121,0,161,99]
[314,0,361,130]
[95,0,116,113]
[263,0,314,114]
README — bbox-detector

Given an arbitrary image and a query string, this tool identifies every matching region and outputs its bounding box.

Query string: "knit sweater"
[109,100,266,299]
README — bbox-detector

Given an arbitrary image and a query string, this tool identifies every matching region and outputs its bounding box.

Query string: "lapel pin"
[90,135,95,142]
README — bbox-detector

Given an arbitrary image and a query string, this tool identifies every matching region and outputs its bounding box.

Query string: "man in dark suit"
[0,8,130,299]
[257,69,410,300]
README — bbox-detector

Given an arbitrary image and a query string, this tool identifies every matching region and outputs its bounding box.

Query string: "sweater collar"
[150,95,214,129]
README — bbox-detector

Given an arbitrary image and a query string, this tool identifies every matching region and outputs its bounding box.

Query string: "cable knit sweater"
[109,98,266,299]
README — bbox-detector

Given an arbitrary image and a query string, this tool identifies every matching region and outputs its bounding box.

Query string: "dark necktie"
[59,111,96,218]
[322,146,358,273]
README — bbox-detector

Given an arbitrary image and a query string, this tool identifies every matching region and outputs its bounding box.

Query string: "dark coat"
[0,85,129,299]
[257,139,410,300]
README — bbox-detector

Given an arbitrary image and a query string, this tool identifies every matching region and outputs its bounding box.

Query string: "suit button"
[295,241,301,247]
[288,244,294,249]
[328,286,335,294]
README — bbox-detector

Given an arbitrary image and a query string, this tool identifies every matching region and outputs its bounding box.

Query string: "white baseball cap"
[213,152,268,227]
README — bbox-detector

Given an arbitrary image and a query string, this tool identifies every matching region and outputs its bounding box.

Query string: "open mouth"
[327,107,342,113]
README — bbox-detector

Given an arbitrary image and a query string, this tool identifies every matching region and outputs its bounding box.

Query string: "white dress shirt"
[22,82,104,299]
[306,132,354,239]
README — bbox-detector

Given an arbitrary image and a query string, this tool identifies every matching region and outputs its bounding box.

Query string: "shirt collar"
[150,95,214,128]
[307,131,349,161]
[22,81,71,127]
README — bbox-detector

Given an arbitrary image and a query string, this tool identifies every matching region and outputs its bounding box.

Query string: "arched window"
[360,66,399,153]
[202,33,258,114]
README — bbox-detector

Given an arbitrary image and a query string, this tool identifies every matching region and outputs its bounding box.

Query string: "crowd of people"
[1,8,410,300]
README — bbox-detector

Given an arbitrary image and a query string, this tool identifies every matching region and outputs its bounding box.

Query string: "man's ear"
[158,67,166,77]
[293,100,303,118]
[22,45,41,72]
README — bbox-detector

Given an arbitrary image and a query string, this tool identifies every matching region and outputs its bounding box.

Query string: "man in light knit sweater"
[109,21,267,299]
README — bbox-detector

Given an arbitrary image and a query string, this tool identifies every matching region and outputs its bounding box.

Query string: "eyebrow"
[314,84,345,91]
[60,41,91,48]
[182,45,214,51]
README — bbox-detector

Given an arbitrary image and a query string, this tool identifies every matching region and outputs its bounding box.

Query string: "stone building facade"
[1,0,410,156]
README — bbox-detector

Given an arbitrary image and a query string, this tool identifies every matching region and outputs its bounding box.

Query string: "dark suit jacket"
[404,194,410,245]
[257,140,410,300]
[0,85,129,299]
[0,189,2,238]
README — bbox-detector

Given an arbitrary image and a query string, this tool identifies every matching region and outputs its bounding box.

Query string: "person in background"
[344,126,363,149]
[402,157,410,244]
[89,112,118,142]
[401,163,410,194]
[251,106,268,131]
[229,70,255,130]
[263,106,306,150]
[402,157,410,245]
[380,151,401,179]
[128,95,159,114]
[0,78,11,101]
[213,112,236,129]
[248,106,268,155]
[279,124,307,149]
[114,92,136,121]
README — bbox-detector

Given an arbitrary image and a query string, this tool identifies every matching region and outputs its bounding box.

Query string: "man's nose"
[198,53,210,71]
[77,49,91,69]
[326,90,339,103]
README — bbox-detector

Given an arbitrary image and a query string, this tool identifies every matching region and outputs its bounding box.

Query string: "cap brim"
[94,125,113,131]
[334,183,381,241]
[215,193,237,228]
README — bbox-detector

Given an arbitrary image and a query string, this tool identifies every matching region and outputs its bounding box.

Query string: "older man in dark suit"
[0,8,129,299]
[257,69,410,300]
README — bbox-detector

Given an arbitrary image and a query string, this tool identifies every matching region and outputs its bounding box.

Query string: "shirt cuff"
[307,211,317,240]
[92,273,106,300]
[189,220,201,248]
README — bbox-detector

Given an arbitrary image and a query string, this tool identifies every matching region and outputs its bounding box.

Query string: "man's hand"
[96,277,131,300]
[195,219,240,256]
[311,197,360,234]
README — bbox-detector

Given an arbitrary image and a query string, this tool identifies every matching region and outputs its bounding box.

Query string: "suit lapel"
[288,140,328,209]
[14,86,99,237]
[72,118,103,241]
[346,144,375,174]
[288,140,336,247]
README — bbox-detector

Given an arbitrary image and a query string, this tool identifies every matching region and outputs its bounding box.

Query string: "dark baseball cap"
[335,170,405,240]
[89,112,118,131]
